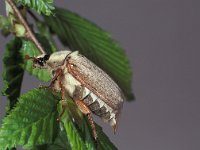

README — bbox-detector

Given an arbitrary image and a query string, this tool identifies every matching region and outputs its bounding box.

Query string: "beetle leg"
[75,100,97,140]
[49,68,63,89]
[38,68,62,91]
[44,68,66,121]
[57,76,67,121]
[59,78,65,101]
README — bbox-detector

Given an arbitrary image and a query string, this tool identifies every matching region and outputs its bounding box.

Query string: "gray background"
[1,0,200,150]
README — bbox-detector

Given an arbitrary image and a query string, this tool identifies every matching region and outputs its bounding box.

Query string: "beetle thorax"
[46,50,72,71]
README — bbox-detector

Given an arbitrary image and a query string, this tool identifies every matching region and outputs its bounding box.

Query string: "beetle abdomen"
[73,86,117,126]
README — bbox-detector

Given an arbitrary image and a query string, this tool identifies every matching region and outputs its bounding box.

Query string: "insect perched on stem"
[25,50,124,140]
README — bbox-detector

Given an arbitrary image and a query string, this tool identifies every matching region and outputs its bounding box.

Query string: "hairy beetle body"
[49,51,123,127]
[29,50,124,139]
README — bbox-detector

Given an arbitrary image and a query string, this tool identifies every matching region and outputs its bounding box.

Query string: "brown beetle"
[26,50,124,140]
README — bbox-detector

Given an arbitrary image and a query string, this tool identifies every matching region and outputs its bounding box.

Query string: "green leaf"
[43,7,134,100]
[0,88,59,149]
[15,0,55,15]
[14,23,26,37]
[32,130,71,150]
[58,99,117,150]
[20,35,54,82]
[96,125,118,150]
[0,15,11,36]
[36,22,57,52]
[58,100,87,150]
[46,130,71,150]
[0,15,10,29]
[81,118,96,150]
[2,38,24,109]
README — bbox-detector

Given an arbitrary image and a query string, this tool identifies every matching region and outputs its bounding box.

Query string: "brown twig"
[6,0,46,54]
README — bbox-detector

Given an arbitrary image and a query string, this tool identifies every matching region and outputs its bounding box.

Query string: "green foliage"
[14,23,26,37]
[80,117,118,150]
[15,0,54,15]
[42,130,71,150]
[96,125,118,150]
[0,15,11,36]
[81,118,96,150]
[1,1,133,149]
[33,131,72,150]
[36,22,57,52]
[0,88,118,150]
[58,100,88,150]
[58,100,117,150]
[20,35,53,82]
[0,89,59,149]
[43,7,134,100]
[0,15,10,29]
[2,38,24,109]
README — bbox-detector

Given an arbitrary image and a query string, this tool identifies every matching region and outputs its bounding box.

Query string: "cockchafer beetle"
[25,50,124,140]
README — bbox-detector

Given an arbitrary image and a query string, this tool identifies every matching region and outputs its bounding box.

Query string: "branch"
[6,0,46,54]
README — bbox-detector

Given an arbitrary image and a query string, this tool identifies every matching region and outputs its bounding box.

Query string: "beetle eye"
[35,58,44,66]
[38,59,44,66]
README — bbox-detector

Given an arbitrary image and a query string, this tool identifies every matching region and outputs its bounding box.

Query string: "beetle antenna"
[24,55,37,61]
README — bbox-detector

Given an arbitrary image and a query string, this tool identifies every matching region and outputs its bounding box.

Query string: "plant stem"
[6,0,46,54]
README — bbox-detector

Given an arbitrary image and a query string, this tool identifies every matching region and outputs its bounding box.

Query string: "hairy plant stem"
[6,0,46,54]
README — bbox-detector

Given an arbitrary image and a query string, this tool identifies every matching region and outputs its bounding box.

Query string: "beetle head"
[45,50,73,69]
[25,54,50,69]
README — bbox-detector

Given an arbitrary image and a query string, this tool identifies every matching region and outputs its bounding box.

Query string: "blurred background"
[1,0,200,150]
